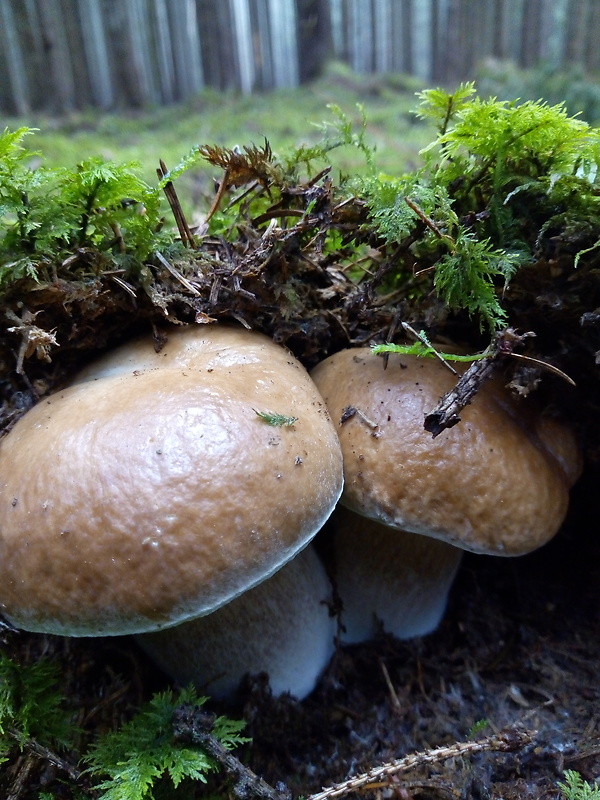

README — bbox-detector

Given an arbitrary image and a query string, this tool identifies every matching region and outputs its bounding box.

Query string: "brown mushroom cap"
[0,325,343,636]
[311,348,581,556]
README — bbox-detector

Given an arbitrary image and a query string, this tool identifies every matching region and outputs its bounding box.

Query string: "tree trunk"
[78,0,114,109]
[152,0,176,104]
[37,0,77,111]
[230,0,255,93]
[254,0,273,88]
[125,0,159,105]
[411,0,432,80]
[444,0,467,84]
[168,0,204,100]
[431,0,450,82]
[373,0,392,73]
[585,0,600,72]
[565,0,592,65]
[0,0,30,114]
[520,0,542,67]
[269,0,299,87]
[328,0,344,58]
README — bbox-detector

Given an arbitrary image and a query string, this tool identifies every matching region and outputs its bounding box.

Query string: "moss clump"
[1,89,600,458]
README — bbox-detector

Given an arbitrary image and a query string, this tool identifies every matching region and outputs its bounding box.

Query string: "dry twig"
[157,159,196,248]
[173,706,291,800]
[173,704,534,800]
[423,327,575,437]
[306,726,536,800]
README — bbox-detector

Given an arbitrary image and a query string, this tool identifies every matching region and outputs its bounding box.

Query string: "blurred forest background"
[2,0,600,111]
[2,0,600,206]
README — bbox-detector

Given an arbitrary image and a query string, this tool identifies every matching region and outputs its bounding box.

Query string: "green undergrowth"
[0,127,169,290]
[1,80,600,471]
[5,64,431,213]
[83,689,247,800]
[0,654,247,800]
[476,61,600,124]
[558,771,600,800]
[1,652,597,800]
[4,82,599,332]
[0,654,73,759]
[357,82,600,330]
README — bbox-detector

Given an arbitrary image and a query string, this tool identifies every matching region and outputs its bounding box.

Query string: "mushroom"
[0,324,343,698]
[137,543,334,701]
[311,347,582,643]
[329,506,462,643]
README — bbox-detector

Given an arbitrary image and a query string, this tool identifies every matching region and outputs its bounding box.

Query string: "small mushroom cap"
[0,325,343,636]
[311,348,582,556]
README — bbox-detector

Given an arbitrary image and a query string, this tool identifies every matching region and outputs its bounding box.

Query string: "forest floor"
[2,461,598,800]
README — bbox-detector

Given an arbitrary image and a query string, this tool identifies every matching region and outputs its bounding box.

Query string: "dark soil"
[1,463,598,800]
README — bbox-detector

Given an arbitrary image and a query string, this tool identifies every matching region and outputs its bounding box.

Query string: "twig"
[154,250,201,296]
[381,312,402,370]
[404,196,453,244]
[206,167,233,222]
[401,322,458,374]
[379,661,402,712]
[157,159,196,248]
[110,274,137,298]
[423,328,527,437]
[8,728,82,783]
[423,327,575,437]
[7,754,35,800]
[173,705,291,800]
[306,726,536,800]
[339,405,381,437]
[173,707,534,800]
[423,348,498,436]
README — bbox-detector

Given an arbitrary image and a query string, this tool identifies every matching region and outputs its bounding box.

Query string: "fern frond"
[85,685,247,800]
[434,234,522,331]
[415,82,477,134]
[558,770,600,800]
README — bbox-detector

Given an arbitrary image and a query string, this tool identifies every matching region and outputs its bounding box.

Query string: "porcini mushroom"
[329,506,462,643]
[137,543,334,701]
[311,347,582,643]
[0,324,343,698]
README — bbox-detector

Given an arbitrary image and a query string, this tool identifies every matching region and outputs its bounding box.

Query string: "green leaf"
[434,234,522,332]
[254,409,298,427]
[415,82,477,133]
[371,341,487,362]
[558,770,600,800]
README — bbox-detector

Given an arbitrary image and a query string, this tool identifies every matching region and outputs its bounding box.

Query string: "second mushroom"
[311,347,582,644]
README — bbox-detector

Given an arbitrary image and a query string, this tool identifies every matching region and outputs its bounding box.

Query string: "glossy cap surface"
[311,348,581,556]
[0,326,343,635]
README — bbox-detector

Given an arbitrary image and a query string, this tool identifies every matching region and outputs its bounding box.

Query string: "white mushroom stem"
[135,545,336,701]
[333,507,463,644]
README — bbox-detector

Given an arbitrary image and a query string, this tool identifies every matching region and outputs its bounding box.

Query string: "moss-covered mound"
[3,87,600,464]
